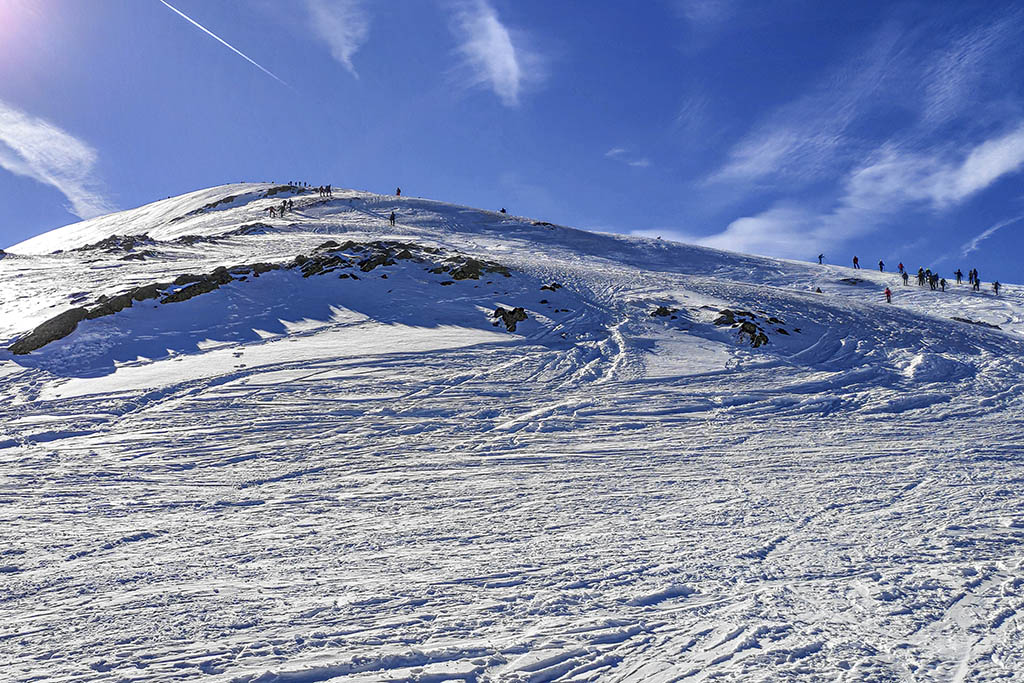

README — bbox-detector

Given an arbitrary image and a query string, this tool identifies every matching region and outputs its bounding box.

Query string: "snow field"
[1,184,1023,681]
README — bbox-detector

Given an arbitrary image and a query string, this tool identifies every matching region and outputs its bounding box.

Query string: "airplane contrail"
[157,0,288,86]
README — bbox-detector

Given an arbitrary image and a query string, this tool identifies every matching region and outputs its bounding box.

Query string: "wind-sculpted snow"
[1,184,1023,681]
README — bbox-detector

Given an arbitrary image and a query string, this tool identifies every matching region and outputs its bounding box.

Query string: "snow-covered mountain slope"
[2,184,1022,682]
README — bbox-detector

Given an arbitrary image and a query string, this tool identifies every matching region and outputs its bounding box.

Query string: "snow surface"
[2,184,1023,681]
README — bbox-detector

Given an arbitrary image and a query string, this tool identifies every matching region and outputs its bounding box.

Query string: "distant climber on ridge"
[878,260,884,272]
[396,187,401,196]
[818,253,824,264]
[853,256,860,269]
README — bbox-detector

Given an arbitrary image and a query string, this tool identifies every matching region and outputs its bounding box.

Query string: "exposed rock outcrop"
[430,256,510,280]
[9,239,518,354]
[952,316,1001,330]
[714,309,774,347]
[9,308,90,355]
[493,306,528,332]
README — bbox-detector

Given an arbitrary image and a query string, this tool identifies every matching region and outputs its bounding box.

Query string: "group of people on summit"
[820,254,1002,303]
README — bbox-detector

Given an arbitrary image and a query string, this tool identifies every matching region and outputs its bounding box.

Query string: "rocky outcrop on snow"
[8,308,90,355]
[174,223,277,246]
[714,309,773,348]
[71,234,158,254]
[429,256,510,280]
[952,316,1002,330]
[651,306,678,317]
[493,306,528,332]
[7,240,518,354]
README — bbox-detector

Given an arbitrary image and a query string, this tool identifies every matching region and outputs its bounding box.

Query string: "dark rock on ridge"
[9,239,517,354]
[9,308,90,355]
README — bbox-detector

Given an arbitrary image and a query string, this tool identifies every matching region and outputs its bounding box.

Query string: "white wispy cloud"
[449,0,543,106]
[0,99,114,219]
[961,215,1024,257]
[158,0,287,86]
[674,0,734,27]
[691,123,1024,259]
[688,11,1024,261]
[605,147,651,168]
[708,24,904,186]
[708,12,1020,190]
[922,12,1021,127]
[696,204,819,258]
[305,0,370,78]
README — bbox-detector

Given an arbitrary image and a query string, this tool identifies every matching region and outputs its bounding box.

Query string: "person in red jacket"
[884,287,892,303]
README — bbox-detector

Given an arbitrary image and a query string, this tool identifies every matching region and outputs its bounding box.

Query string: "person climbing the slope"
[918,268,925,286]
[396,187,401,196]
[940,278,946,292]
[993,281,1001,295]
[879,260,884,272]
[853,256,860,269]
[973,272,981,291]
[389,211,396,226]
[902,271,909,285]
[955,268,963,284]
[885,287,892,303]
[898,262,904,274]
[818,253,824,264]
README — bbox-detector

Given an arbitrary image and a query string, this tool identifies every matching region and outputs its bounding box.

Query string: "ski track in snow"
[1,184,1023,681]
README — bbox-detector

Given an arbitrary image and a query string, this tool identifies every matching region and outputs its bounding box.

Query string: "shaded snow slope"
[1,184,1022,682]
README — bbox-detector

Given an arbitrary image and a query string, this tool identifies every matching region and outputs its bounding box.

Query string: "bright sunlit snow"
[2,184,1022,681]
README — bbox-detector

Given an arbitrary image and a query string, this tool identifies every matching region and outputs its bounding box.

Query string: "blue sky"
[1,0,1023,281]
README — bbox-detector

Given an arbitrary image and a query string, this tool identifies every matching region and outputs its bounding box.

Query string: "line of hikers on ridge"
[264,184,406,220]
[818,254,1002,303]
[266,199,295,218]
